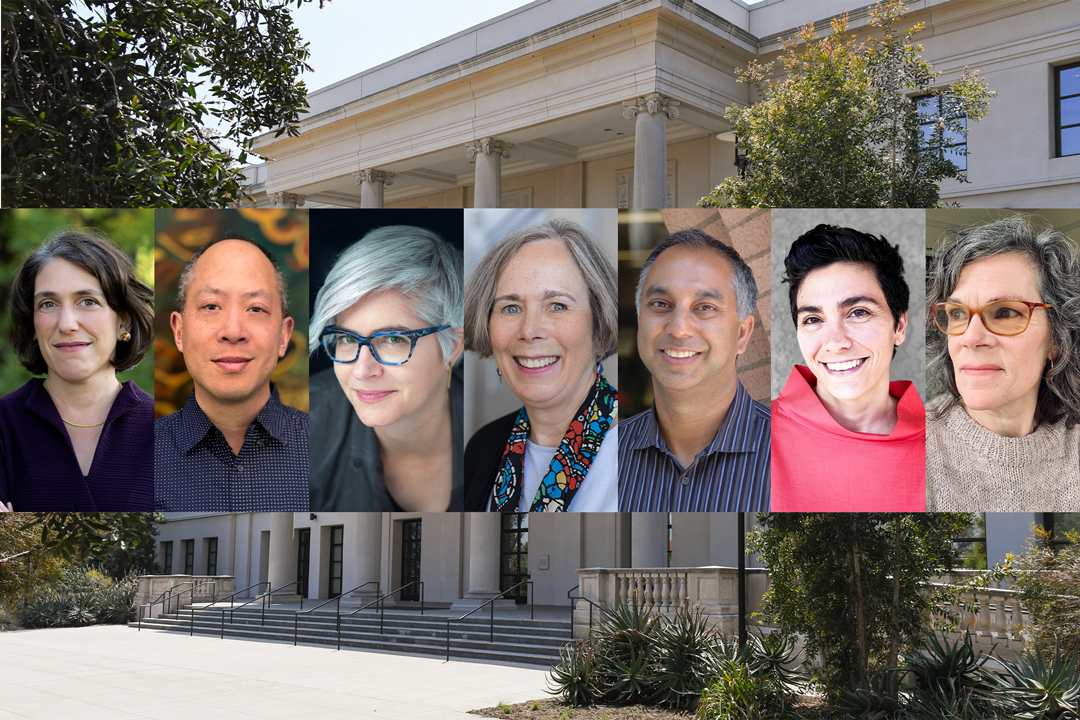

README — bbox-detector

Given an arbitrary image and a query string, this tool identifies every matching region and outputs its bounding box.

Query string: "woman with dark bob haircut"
[926,214,1080,510]
[0,228,154,511]
[464,219,619,512]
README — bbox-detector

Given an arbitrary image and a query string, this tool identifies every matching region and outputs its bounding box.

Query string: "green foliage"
[898,632,999,718]
[837,674,901,720]
[700,0,995,208]
[748,512,973,701]
[549,638,599,707]
[696,659,780,720]
[2,0,319,208]
[651,605,727,708]
[20,512,161,577]
[0,514,68,617]
[0,209,154,397]
[18,564,138,628]
[1012,527,1080,656]
[997,645,1080,720]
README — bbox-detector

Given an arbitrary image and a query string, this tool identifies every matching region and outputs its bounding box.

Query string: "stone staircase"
[132,604,572,667]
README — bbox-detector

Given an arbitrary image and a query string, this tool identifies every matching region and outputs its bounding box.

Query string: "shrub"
[997,644,1080,720]
[1012,527,1080,657]
[18,565,137,628]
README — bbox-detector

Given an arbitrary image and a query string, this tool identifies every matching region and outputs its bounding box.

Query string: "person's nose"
[822,319,853,354]
[57,303,80,333]
[665,305,694,339]
[518,306,548,341]
[218,307,248,343]
[958,310,995,348]
[350,344,384,379]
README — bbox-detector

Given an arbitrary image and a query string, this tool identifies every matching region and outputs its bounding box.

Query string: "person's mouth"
[660,347,701,365]
[354,389,395,404]
[514,355,560,374]
[212,356,253,372]
[54,341,90,352]
[822,357,867,375]
[960,363,1003,377]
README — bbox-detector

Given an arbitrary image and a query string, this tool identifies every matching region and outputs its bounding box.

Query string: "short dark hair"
[635,229,758,320]
[176,232,290,317]
[10,228,154,375]
[783,224,909,329]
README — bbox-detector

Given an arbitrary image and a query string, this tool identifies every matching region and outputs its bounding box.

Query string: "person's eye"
[249,306,267,313]
[799,315,821,327]
[849,308,870,319]
[550,302,567,312]
[948,307,968,321]
[648,300,671,310]
[79,297,100,307]
[994,306,1021,319]
[338,334,359,346]
[501,304,521,314]
[38,300,56,310]
[384,335,407,345]
[201,303,220,311]
[697,304,718,313]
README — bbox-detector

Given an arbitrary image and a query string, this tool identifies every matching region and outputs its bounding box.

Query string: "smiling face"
[33,258,129,385]
[488,239,597,417]
[795,262,906,408]
[947,252,1057,429]
[332,291,459,429]
[170,240,293,408]
[636,245,753,400]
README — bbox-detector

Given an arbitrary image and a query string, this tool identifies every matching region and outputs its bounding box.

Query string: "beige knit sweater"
[926,398,1080,512]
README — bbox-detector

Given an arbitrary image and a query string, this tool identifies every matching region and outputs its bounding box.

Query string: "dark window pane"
[1062,126,1080,157]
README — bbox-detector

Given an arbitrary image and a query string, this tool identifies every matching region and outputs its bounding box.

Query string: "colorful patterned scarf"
[491,372,617,512]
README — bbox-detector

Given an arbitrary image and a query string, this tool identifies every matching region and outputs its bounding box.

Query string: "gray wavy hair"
[464,219,618,363]
[308,226,463,363]
[927,214,1080,427]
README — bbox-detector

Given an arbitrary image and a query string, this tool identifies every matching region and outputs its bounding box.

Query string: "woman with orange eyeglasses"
[925,215,1080,511]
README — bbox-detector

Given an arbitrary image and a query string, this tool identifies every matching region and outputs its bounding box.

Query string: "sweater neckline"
[940,399,1068,467]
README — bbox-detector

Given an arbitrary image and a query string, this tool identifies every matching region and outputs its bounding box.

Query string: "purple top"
[0,378,153,511]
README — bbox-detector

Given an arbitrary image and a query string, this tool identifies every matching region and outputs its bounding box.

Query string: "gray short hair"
[635,229,757,320]
[177,234,289,317]
[308,225,464,363]
[927,214,1080,428]
[464,219,618,363]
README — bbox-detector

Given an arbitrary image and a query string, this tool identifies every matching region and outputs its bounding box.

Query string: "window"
[1056,62,1080,157]
[500,514,528,602]
[296,528,310,599]
[182,539,194,575]
[400,520,421,601]
[161,541,173,575]
[206,537,218,576]
[918,95,967,171]
[951,514,987,570]
[328,525,344,598]
[1042,512,1080,548]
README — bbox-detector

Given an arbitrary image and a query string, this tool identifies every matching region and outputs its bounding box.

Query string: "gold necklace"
[62,417,106,428]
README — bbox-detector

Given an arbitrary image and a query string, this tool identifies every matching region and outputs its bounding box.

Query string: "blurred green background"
[0,209,155,397]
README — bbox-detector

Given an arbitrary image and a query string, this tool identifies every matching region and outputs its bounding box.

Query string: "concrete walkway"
[0,624,552,720]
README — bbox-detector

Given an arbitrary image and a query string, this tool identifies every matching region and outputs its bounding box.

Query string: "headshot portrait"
[618,209,771,512]
[926,210,1080,511]
[770,209,926,511]
[154,209,309,512]
[0,209,155,511]
[308,209,464,512]
[464,209,618,512]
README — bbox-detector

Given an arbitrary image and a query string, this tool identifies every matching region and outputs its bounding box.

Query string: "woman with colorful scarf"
[463,219,619,512]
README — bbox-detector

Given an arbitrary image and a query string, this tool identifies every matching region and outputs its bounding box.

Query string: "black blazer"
[463,409,518,511]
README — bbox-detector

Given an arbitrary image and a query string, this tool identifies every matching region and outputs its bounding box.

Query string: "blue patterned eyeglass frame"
[319,325,449,365]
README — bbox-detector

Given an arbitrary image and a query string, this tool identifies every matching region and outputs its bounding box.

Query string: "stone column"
[622,94,679,209]
[352,513,382,602]
[465,137,512,208]
[267,513,295,591]
[463,513,501,601]
[267,191,305,209]
[353,169,394,208]
[631,513,668,569]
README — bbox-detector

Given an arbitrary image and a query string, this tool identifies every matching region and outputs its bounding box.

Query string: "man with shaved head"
[155,234,309,511]
[619,229,770,511]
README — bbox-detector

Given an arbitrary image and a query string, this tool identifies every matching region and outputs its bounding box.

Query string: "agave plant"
[592,599,663,704]
[837,674,901,720]
[739,630,805,692]
[997,645,1080,719]
[650,606,726,708]
[696,658,780,720]
[901,631,998,714]
[548,638,597,707]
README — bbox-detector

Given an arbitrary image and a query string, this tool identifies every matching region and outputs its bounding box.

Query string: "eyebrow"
[493,290,578,304]
[644,285,723,301]
[945,295,1021,305]
[797,295,882,315]
[196,288,274,301]
[336,324,412,335]
[34,289,104,299]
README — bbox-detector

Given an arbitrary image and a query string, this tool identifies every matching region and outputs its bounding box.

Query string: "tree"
[699,0,995,209]
[748,512,974,701]
[2,0,321,208]
[1011,526,1080,656]
[20,513,161,576]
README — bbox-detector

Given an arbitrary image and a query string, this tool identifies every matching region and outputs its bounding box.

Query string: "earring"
[497,367,503,384]
[446,366,452,389]
[1051,356,1056,370]
[598,362,604,376]
[119,331,131,342]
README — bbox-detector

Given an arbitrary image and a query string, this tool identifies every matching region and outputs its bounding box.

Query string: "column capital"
[267,191,306,208]
[622,93,680,121]
[353,169,394,187]
[465,137,512,159]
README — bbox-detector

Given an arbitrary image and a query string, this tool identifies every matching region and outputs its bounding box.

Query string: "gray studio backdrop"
[770,209,926,401]
[464,208,619,440]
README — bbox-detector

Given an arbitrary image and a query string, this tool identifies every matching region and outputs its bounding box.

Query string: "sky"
[291,0,535,93]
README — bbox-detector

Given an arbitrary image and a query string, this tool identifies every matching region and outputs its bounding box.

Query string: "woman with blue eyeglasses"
[308,225,464,511]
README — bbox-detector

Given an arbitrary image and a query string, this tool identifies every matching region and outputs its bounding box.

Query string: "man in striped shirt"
[619,230,770,511]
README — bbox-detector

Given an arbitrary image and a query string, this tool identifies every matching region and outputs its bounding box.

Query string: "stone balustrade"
[934,583,1028,655]
[136,575,236,620]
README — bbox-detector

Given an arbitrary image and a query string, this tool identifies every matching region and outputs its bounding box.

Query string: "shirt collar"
[179,383,290,453]
[624,380,760,457]
[26,377,142,428]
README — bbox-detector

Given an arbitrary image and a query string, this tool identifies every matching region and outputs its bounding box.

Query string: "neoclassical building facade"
[244,0,1080,210]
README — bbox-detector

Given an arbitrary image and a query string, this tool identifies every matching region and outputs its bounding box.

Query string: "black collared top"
[618,380,770,512]
[154,385,309,511]
[308,364,463,511]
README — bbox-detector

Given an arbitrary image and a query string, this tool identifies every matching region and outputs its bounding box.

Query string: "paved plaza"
[1,624,551,719]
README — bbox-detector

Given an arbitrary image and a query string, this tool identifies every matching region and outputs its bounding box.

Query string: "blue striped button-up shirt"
[618,381,770,511]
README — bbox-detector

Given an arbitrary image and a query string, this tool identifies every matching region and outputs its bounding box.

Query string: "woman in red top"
[771,224,925,511]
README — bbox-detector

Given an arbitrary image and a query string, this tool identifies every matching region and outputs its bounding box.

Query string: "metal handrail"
[566,584,604,634]
[226,580,304,627]
[445,580,532,661]
[138,580,217,630]
[292,581,379,647]
[336,581,425,651]
[214,582,271,638]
